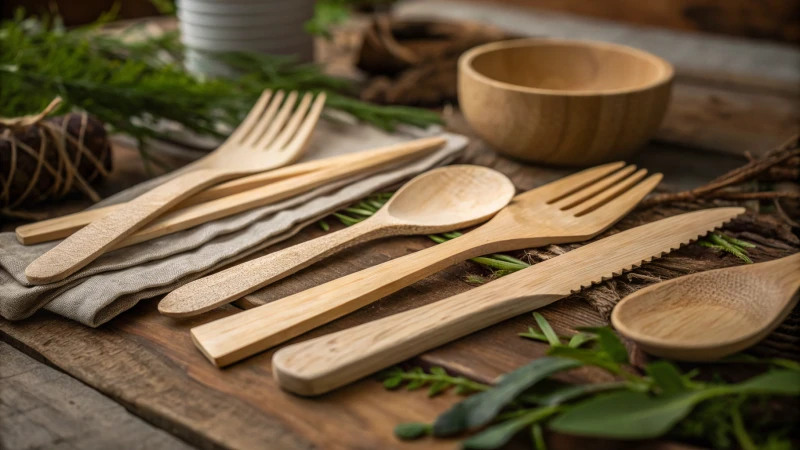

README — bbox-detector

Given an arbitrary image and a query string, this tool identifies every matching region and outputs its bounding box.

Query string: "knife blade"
[272,207,745,396]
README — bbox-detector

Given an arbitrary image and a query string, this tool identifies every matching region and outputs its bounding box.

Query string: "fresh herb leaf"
[647,360,689,395]
[534,313,561,347]
[462,406,560,450]
[567,333,597,348]
[550,370,800,439]
[394,422,431,440]
[576,326,629,364]
[432,358,581,437]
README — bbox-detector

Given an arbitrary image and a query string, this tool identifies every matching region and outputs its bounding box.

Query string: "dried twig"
[641,135,800,209]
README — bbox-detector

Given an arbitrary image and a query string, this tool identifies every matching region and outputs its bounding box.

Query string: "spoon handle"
[158,217,395,319]
[24,168,228,285]
[189,228,517,367]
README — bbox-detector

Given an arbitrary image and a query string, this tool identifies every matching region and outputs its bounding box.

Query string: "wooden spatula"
[271,207,745,396]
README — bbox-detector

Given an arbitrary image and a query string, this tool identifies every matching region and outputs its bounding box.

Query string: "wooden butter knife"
[271,207,745,396]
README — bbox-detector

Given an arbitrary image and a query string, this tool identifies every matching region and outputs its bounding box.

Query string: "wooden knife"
[271,207,745,396]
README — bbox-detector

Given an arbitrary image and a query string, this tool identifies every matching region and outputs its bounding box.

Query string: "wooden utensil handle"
[24,169,227,285]
[159,218,397,319]
[271,265,565,396]
[190,229,545,367]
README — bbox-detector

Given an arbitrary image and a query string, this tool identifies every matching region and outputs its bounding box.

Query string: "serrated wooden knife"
[272,207,745,396]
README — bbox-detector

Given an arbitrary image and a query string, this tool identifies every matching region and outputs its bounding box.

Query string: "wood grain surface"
[0,341,194,450]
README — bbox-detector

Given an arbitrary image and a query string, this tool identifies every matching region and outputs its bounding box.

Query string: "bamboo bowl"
[458,39,674,166]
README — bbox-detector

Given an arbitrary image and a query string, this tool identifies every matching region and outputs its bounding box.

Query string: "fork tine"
[242,90,286,147]
[228,90,273,144]
[553,164,638,210]
[269,92,314,150]
[254,91,299,149]
[527,161,626,204]
[572,168,648,216]
[578,173,663,222]
[280,92,327,158]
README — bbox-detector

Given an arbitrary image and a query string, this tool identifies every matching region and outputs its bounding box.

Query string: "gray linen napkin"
[0,121,467,327]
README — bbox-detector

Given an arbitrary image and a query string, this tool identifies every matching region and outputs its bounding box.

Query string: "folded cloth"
[0,121,467,327]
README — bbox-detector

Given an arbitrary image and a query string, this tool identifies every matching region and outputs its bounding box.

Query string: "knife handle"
[271,266,566,396]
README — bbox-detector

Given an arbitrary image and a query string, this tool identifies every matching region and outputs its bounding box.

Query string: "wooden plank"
[0,305,459,450]
[0,341,194,450]
[464,0,800,44]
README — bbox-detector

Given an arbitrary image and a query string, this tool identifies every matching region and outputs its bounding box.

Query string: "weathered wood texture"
[0,341,195,450]
[462,0,800,44]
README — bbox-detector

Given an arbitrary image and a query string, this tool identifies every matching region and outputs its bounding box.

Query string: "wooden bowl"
[458,39,674,166]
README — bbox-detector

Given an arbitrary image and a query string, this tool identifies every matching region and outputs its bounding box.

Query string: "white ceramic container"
[178,0,315,74]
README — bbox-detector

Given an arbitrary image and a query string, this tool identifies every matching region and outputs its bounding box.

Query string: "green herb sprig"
[386,313,800,449]
[0,11,440,169]
[320,192,529,279]
[698,232,756,264]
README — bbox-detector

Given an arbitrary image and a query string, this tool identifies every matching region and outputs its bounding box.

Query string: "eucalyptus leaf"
[432,358,581,437]
[462,407,559,450]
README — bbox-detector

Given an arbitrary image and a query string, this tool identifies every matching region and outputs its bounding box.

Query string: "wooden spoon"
[612,253,800,361]
[158,165,515,317]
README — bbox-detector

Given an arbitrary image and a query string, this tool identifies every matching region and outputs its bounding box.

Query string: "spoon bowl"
[612,253,800,361]
[384,164,515,228]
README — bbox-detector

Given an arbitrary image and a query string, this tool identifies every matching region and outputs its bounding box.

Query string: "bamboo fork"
[15,136,447,245]
[25,90,325,284]
[191,162,663,367]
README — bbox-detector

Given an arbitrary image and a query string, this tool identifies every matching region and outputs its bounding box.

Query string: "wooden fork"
[25,90,325,285]
[191,162,663,367]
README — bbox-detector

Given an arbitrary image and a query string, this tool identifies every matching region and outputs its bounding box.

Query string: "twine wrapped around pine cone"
[0,98,113,218]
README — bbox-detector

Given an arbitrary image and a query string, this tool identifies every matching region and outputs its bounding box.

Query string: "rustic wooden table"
[2,3,798,449]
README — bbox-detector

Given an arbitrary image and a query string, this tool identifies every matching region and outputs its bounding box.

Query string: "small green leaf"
[343,207,375,216]
[718,233,756,248]
[432,357,581,437]
[646,360,688,395]
[383,377,403,389]
[534,313,561,347]
[394,422,430,440]
[317,220,330,231]
[531,423,547,450]
[519,327,549,342]
[489,254,530,266]
[576,327,629,364]
[567,333,597,348]
[430,366,447,376]
[533,381,628,406]
[732,369,800,395]
[547,346,622,374]
[462,407,559,450]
